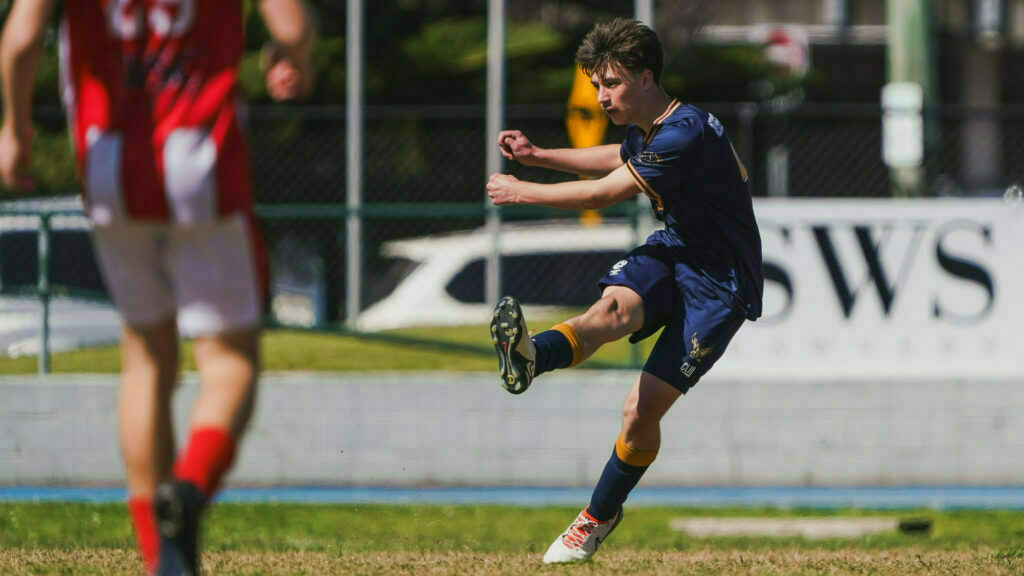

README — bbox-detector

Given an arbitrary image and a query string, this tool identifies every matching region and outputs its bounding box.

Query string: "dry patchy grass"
[3,548,1023,575]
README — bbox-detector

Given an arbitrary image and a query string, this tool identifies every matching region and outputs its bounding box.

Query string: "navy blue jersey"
[620,99,763,320]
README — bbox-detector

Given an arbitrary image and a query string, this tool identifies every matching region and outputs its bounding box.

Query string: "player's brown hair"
[576,18,664,84]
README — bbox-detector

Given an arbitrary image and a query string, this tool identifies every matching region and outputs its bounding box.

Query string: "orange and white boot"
[542,505,623,564]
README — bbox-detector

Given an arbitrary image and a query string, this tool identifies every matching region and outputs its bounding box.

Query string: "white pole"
[346,0,363,327]
[635,0,654,26]
[485,0,505,305]
[634,0,655,245]
[823,0,849,28]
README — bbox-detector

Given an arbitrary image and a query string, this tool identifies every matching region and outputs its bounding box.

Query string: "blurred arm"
[0,0,56,190]
[257,0,317,99]
[1,0,55,137]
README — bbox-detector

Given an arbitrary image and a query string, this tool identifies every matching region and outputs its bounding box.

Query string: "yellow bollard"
[566,66,608,227]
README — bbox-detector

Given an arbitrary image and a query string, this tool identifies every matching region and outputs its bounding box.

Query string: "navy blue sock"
[586,445,653,521]
[532,329,574,376]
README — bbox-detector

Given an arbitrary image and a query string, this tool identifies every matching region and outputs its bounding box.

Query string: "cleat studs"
[510,311,518,319]
[490,325,497,332]
[500,322,509,328]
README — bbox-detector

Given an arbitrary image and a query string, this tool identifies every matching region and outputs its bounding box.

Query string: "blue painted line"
[1,486,1024,509]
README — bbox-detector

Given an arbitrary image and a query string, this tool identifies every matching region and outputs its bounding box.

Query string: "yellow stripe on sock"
[551,323,584,367]
[615,435,658,467]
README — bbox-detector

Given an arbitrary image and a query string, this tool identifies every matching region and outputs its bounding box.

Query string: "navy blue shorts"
[599,242,746,393]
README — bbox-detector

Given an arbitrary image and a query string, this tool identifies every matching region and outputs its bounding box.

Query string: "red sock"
[173,427,237,498]
[128,497,159,575]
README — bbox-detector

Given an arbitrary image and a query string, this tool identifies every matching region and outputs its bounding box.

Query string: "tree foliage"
[0,0,799,198]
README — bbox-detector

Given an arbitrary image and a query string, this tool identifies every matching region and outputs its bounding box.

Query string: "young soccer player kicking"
[0,1,315,574]
[488,19,763,563]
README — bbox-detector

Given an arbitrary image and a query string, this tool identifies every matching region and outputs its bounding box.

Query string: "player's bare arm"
[487,163,639,210]
[258,0,317,101]
[0,0,57,191]
[498,130,622,177]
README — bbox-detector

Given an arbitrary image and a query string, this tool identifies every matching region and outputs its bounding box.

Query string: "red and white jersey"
[60,0,252,225]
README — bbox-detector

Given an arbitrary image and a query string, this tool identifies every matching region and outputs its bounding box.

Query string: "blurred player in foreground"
[0,1,315,574]
[488,19,763,563]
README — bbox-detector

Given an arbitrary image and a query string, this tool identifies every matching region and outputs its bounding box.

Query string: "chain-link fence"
[247,103,1024,204]
[3,103,1023,371]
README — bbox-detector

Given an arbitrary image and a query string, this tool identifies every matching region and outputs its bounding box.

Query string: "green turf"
[0,315,658,374]
[5,504,1024,575]
[3,503,1024,554]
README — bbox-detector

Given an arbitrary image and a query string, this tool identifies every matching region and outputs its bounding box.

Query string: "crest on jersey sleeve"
[707,114,724,137]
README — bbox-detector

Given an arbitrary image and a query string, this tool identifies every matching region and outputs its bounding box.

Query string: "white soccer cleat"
[542,506,623,564]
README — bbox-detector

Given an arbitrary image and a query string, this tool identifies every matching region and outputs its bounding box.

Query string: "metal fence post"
[38,213,51,375]
[485,0,505,306]
[346,0,364,328]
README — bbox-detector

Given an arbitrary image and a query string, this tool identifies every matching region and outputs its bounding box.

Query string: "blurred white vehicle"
[356,220,649,331]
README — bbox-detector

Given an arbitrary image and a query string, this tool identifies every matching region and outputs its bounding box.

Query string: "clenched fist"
[487,173,521,206]
[497,130,541,166]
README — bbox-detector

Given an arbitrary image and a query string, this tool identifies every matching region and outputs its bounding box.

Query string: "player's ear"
[642,69,653,88]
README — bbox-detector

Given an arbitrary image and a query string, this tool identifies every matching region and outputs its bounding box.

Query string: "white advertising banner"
[715,198,1024,379]
[356,198,1022,380]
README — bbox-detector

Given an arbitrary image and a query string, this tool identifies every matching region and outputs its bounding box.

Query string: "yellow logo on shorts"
[689,332,713,362]
[637,151,663,164]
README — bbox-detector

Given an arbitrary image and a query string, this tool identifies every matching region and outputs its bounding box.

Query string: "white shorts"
[90,214,265,337]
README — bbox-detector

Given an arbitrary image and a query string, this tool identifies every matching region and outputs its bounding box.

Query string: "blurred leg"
[153,327,259,576]
[173,327,260,496]
[191,327,259,436]
[168,213,264,496]
[118,318,179,574]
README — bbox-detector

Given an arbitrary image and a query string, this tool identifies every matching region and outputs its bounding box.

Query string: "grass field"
[3,503,1024,574]
[0,315,658,374]
[3,319,1017,575]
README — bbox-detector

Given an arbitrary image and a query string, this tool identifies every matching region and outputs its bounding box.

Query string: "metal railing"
[2,200,646,374]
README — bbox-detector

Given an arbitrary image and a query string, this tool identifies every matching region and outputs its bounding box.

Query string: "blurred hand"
[0,122,34,192]
[497,130,540,166]
[487,173,521,206]
[262,42,314,101]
